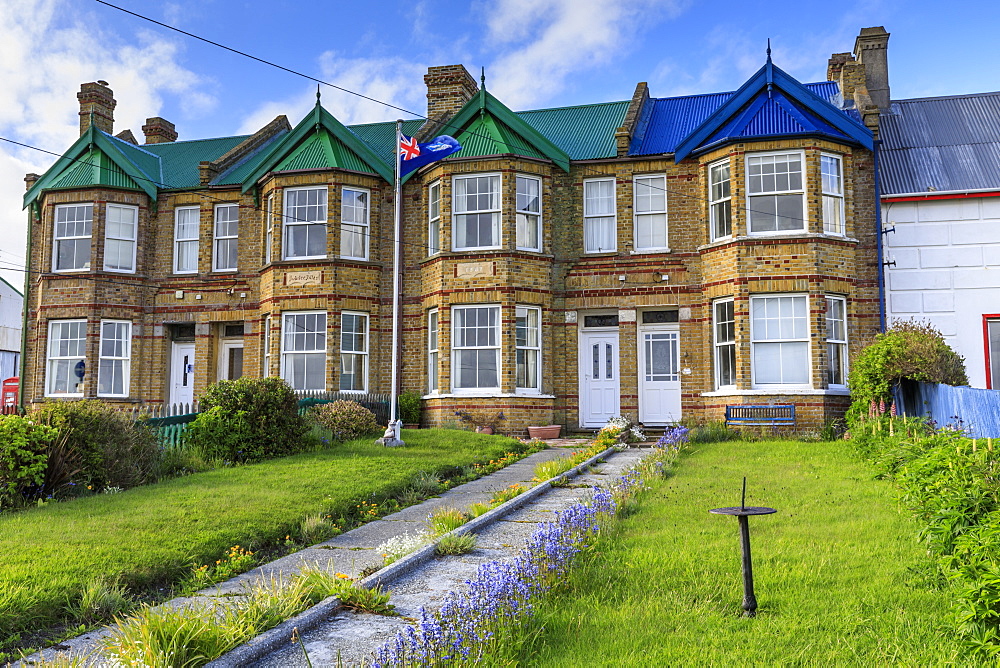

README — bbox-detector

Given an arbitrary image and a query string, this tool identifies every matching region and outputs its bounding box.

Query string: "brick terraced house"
[19,42,887,433]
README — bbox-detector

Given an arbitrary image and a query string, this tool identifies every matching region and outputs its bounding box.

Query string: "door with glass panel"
[170,342,195,406]
[638,327,681,424]
[579,330,620,427]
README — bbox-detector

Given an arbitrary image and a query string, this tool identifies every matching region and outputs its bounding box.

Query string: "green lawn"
[518,439,967,666]
[2,429,526,651]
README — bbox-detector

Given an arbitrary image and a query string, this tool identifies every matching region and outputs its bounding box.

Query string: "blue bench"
[725,404,796,427]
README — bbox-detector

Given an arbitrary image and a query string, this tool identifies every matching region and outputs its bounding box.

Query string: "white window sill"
[701,388,851,397]
[340,256,369,262]
[45,393,83,399]
[52,268,90,274]
[97,394,130,399]
[282,256,328,261]
[583,250,618,256]
[451,246,503,252]
[425,392,556,399]
[173,271,198,276]
[630,248,671,255]
[698,233,859,252]
[515,247,543,253]
[212,269,238,273]
[103,268,137,274]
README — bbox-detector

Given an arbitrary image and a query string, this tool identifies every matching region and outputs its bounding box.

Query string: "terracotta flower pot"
[475,426,495,435]
[527,425,562,439]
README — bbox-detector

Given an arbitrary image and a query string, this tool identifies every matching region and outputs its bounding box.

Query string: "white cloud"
[484,0,690,109]
[238,54,428,133]
[0,0,214,288]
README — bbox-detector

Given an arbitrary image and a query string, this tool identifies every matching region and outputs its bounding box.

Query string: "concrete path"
[20,439,600,666]
[235,446,648,667]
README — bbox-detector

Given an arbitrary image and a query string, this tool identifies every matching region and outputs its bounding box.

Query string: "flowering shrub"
[311,400,380,442]
[372,444,680,666]
[378,531,433,566]
[0,415,59,508]
[594,416,644,448]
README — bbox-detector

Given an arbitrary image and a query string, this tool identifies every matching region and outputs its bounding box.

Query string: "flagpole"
[389,119,404,443]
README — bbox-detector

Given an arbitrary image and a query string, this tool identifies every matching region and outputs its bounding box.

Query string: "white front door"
[170,342,195,406]
[579,331,620,427]
[639,328,681,425]
[218,340,244,381]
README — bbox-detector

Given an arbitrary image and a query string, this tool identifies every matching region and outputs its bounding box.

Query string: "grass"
[0,429,532,656]
[514,439,967,666]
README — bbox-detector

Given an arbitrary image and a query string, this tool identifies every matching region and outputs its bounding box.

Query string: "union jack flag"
[399,135,421,161]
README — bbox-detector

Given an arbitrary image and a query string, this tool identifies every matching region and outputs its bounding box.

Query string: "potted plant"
[398,391,422,429]
[454,409,505,434]
[527,424,562,439]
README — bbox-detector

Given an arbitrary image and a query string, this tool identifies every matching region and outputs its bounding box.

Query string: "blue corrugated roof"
[632,81,843,156]
[879,92,1000,195]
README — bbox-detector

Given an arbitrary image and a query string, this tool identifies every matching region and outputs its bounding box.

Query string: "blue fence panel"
[895,382,1000,438]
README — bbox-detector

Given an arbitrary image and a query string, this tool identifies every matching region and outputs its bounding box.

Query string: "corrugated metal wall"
[895,381,1000,437]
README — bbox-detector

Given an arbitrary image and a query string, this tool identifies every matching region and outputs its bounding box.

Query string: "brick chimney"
[77,81,116,136]
[142,117,178,144]
[854,26,891,110]
[827,52,868,101]
[424,65,479,120]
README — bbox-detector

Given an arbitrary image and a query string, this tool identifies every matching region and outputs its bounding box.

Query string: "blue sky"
[1,0,999,286]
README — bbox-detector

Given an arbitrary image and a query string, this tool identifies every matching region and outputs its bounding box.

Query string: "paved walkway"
[21,439,600,666]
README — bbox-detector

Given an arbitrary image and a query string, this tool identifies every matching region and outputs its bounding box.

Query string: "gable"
[452,113,547,162]
[274,130,378,175]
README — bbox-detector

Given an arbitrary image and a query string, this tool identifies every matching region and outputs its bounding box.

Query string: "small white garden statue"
[377,419,405,447]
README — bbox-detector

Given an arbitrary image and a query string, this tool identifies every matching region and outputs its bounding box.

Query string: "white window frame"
[213,203,239,272]
[53,204,92,272]
[750,294,811,389]
[428,181,441,255]
[340,187,370,260]
[633,174,668,251]
[452,173,501,251]
[103,204,138,273]
[583,177,616,253]
[46,319,87,397]
[516,174,542,252]
[428,308,439,393]
[821,153,846,236]
[173,206,199,274]
[709,160,732,241]
[451,304,501,392]
[746,151,806,235]
[515,305,542,393]
[826,296,848,388]
[283,186,328,260]
[265,193,274,264]
[713,298,736,389]
[97,319,131,397]
[280,311,327,391]
[339,311,369,392]
[262,314,272,376]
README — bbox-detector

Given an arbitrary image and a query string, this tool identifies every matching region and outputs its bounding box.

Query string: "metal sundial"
[710,477,776,617]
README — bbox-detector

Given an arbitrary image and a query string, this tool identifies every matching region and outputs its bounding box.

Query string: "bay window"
[340,312,368,392]
[283,187,327,259]
[516,306,541,391]
[104,204,137,273]
[428,309,439,393]
[747,152,804,233]
[213,203,238,272]
[341,187,369,260]
[97,320,131,397]
[826,296,848,387]
[46,319,86,396]
[453,174,500,250]
[584,178,616,253]
[53,204,92,272]
[633,174,667,250]
[428,181,441,255]
[281,311,326,390]
[516,175,542,251]
[452,305,499,391]
[750,295,810,386]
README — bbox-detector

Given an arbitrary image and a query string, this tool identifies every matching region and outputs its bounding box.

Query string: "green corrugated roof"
[273,129,377,174]
[516,100,629,160]
[348,119,424,166]
[451,113,547,161]
[47,147,142,191]
[143,135,249,189]
[212,130,289,186]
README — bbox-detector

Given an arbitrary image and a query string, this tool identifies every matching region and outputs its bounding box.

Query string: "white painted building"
[880,92,1000,388]
[0,275,23,380]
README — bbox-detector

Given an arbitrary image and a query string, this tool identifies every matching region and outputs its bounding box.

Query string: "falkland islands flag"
[398,134,462,177]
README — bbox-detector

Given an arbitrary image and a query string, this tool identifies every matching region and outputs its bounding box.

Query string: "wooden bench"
[725,404,796,428]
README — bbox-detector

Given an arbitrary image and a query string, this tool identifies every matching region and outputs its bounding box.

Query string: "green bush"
[399,391,422,425]
[0,415,58,507]
[310,400,379,442]
[849,320,968,412]
[31,400,159,490]
[185,377,309,463]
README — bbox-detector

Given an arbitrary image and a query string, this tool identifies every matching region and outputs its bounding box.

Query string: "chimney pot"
[142,117,178,144]
[77,81,116,136]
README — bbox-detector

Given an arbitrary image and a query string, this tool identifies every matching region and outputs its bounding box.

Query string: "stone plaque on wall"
[679,307,692,320]
[565,311,578,323]
[455,261,493,279]
[618,308,636,323]
[286,270,323,287]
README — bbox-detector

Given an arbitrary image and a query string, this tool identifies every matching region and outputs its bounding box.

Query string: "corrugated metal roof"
[48,148,142,191]
[272,130,377,174]
[143,135,250,189]
[212,130,289,185]
[879,92,1000,194]
[451,113,547,161]
[632,82,842,155]
[704,90,849,145]
[516,101,629,160]
[348,119,424,165]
